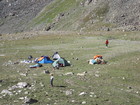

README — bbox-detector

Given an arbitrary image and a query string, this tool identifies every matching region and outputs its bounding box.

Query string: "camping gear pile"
[89,55,106,64]
[29,52,71,69]
[51,52,70,69]
[26,53,106,69]
[36,56,53,64]
[52,58,71,69]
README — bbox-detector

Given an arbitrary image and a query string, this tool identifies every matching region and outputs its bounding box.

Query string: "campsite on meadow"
[0,0,140,104]
[0,31,140,105]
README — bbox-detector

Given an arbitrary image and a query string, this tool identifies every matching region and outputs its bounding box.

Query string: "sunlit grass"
[0,31,140,105]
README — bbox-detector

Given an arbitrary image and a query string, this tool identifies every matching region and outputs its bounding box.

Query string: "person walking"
[50,73,54,87]
[105,39,109,47]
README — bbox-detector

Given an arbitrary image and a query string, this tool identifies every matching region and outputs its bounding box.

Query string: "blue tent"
[37,56,54,64]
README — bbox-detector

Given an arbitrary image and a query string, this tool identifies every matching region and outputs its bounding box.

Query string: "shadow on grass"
[26,98,38,104]
[54,85,67,88]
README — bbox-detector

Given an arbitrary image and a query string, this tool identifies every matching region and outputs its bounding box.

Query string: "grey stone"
[17,82,29,88]
[1,89,13,96]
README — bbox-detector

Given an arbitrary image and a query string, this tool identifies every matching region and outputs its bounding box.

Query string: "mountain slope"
[0,0,140,34]
[0,0,54,34]
[30,0,140,32]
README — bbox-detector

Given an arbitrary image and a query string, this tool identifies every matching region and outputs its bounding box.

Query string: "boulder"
[65,90,73,96]
[79,92,87,96]
[1,89,13,96]
[82,101,86,104]
[64,72,74,76]
[77,71,87,76]
[24,97,38,104]
[17,82,29,88]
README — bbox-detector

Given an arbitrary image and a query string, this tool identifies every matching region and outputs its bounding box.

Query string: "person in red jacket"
[105,39,109,47]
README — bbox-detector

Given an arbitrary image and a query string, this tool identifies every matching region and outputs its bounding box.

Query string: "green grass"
[0,31,140,105]
[27,0,112,32]
[30,0,77,26]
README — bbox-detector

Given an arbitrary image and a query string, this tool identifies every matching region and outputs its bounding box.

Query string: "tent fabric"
[89,59,97,64]
[58,58,65,67]
[30,63,42,68]
[37,57,44,61]
[37,56,53,64]
[52,58,70,67]
[93,55,102,59]
[58,58,70,67]
[63,58,71,66]
[52,60,59,68]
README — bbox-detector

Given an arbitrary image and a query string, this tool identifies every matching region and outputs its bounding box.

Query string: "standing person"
[52,52,60,60]
[105,39,109,47]
[50,73,54,87]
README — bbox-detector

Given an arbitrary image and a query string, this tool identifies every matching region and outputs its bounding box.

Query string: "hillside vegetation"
[0,0,140,34]
[21,0,140,32]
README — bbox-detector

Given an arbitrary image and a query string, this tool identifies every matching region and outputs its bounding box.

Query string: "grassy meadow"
[0,31,140,105]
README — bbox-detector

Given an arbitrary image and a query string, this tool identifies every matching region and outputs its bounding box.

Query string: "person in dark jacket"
[50,73,54,87]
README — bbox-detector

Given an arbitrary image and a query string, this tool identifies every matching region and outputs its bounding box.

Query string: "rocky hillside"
[0,0,140,34]
[0,0,54,34]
